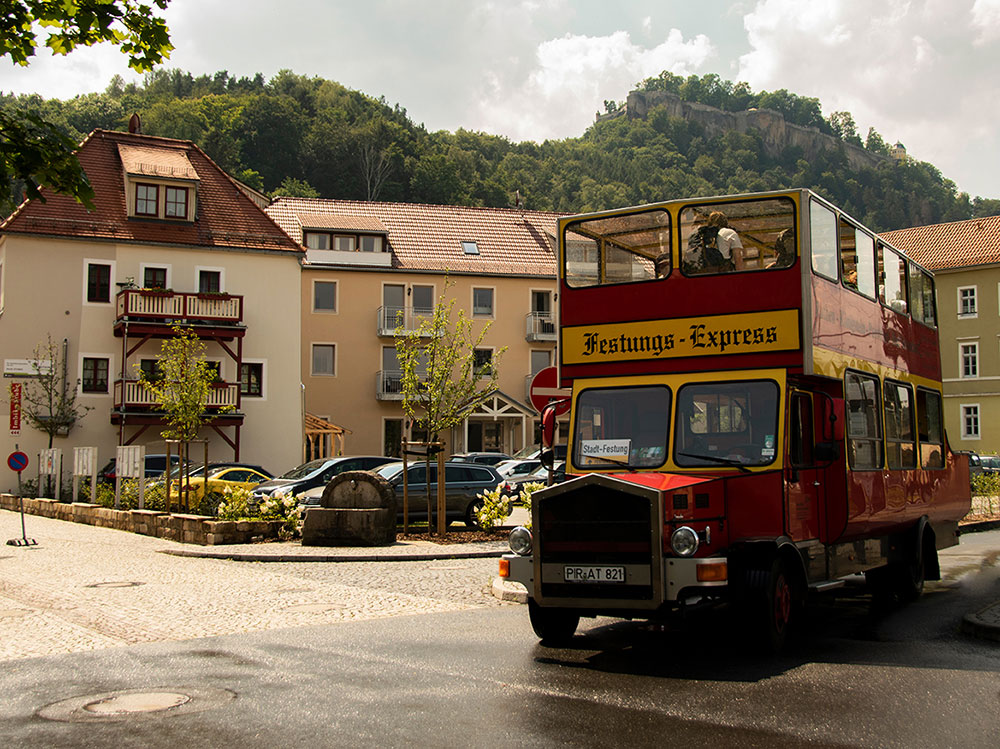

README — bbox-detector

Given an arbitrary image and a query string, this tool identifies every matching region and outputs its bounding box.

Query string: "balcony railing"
[115,289,244,325]
[376,370,404,400]
[376,305,434,336]
[525,312,557,341]
[114,379,240,411]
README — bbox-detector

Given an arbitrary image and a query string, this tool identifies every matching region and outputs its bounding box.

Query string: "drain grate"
[37,687,236,723]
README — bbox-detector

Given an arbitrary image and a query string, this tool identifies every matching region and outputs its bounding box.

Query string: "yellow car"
[170,465,271,507]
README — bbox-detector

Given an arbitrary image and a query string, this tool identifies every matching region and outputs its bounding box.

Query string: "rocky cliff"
[621,90,885,172]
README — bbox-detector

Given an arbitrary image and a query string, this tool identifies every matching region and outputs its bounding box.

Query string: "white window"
[81,356,110,394]
[313,280,337,312]
[360,236,383,252]
[473,348,494,376]
[164,186,188,218]
[959,286,977,317]
[240,361,265,399]
[472,287,494,317]
[83,259,115,305]
[334,235,356,251]
[304,232,330,250]
[141,264,169,290]
[196,267,224,294]
[135,183,158,216]
[962,404,981,439]
[312,344,336,376]
[462,241,480,255]
[961,342,979,378]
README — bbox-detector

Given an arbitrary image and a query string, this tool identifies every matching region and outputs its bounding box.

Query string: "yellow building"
[266,197,562,459]
[883,215,1000,454]
[0,130,305,491]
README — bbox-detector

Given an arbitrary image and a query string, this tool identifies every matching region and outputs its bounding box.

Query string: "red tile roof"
[267,197,561,276]
[2,130,301,254]
[881,215,1000,271]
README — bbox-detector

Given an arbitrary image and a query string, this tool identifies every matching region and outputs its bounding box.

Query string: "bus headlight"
[670,526,700,557]
[508,526,533,556]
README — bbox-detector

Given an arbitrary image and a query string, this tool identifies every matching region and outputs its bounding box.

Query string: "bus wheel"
[893,536,927,602]
[750,558,795,653]
[528,599,579,644]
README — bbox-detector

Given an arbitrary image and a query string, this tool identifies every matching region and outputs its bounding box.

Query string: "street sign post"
[6,447,36,547]
[529,366,570,415]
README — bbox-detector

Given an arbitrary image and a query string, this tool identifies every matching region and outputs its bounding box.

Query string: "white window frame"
[304,231,330,250]
[530,288,553,315]
[311,342,337,377]
[140,262,171,290]
[313,279,338,313]
[472,286,495,318]
[333,235,356,252]
[473,347,495,376]
[240,359,266,400]
[958,285,978,318]
[195,266,225,294]
[960,341,979,379]
[82,258,116,306]
[411,284,436,315]
[360,235,383,253]
[164,185,189,219]
[961,403,981,440]
[78,353,113,396]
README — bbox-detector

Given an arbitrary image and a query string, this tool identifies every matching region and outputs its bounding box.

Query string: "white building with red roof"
[0,129,305,491]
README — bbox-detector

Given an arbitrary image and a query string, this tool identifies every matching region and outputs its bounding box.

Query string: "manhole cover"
[285,603,344,613]
[37,687,235,723]
[84,581,145,589]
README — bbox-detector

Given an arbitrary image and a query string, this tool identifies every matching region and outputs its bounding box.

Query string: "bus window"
[788,392,815,467]
[878,243,908,314]
[674,380,779,467]
[839,218,876,298]
[908,264,936,327]
[574,385,670,469]
[916,388,944,469]
[810,200,838,280]
[845,372,883,470]
[679,197,795,276]
[884,380,916,469]
[563,209,670,288]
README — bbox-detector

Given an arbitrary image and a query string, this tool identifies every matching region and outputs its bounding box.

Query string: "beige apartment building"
[266,197,562,459]
[0,129,304,491]
[883,215,1000,455]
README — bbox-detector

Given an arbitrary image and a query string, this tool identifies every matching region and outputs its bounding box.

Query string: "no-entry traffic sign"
[529,366,570,415]
[7,451,28,473]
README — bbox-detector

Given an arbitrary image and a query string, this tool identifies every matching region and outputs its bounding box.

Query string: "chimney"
[128,113,142,134]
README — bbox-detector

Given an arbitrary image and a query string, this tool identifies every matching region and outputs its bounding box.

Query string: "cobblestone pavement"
[0,509,509,662]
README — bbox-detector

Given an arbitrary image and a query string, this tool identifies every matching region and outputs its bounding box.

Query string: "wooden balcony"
[113,379,241,412]
[114,289,245,337]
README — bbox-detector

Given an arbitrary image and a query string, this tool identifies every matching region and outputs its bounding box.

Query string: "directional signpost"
[7,448,36,547]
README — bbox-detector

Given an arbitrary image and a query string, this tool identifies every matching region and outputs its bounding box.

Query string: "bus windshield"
[573,385,671,469]
[674,380,779,467]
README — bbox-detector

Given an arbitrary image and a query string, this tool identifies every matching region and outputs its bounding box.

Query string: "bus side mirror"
[539,448,555,471]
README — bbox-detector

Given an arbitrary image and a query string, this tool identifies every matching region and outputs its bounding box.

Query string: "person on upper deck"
[683,211,744,274]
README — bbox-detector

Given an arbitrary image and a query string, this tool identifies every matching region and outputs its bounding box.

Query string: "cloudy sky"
[4,0,999,200]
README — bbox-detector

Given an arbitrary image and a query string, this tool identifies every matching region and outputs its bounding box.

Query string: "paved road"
[0,509,509,662]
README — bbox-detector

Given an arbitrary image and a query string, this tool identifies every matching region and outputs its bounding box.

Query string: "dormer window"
[304,232,330,250]
[165,186,189,219]
[303,231,383,253]
[136,184,158,216]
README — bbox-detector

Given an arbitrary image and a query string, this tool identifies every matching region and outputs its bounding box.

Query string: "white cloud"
[971,0,1000,43]
[471,28,713,141]
[737,0,1000,198]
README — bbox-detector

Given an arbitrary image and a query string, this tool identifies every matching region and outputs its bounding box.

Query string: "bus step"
[809,580,846,593]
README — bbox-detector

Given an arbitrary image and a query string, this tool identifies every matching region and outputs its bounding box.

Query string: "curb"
[961,602,1000,642]
[958,519,1000,534]
[158,547,506,563]
[491,576,528,603]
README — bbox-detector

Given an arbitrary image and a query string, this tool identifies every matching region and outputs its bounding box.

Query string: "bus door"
[785,389,824,541]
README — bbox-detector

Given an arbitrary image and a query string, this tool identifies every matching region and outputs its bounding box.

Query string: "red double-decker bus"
[500,189,970,650]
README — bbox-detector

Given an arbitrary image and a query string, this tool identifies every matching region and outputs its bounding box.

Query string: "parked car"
[502,461,567,497]
[251,456,396,501]
[170,465,272,504]
[374,460,506,527]
[980,454,1000,474]
[510,444,567,461]
[97,454,181,484]
[494,458,542,479]
[448,452,512,466]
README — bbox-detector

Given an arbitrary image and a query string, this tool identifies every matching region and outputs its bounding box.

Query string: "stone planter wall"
[0,494,284,545]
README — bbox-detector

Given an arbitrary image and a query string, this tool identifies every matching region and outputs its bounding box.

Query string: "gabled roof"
[2,129,301,254]
[881,215,1000,271]
[267,197,561,276]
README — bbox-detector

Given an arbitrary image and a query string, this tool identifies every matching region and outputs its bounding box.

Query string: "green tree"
[270,176,319,198]
[395,280,506,533]
[20,334,91,449]
[1,0,173,208]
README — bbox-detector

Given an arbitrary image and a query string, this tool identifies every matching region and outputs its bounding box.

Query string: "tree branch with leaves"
[20,334,91,449]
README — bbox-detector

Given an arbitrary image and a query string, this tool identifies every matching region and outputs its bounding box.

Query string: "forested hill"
[4,69,997,231]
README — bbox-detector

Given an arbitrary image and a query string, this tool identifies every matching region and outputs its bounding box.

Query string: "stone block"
[301,507,396,546]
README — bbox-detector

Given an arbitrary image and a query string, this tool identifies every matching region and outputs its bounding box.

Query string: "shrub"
[971,472,1000,498]
[474,484,510,529]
